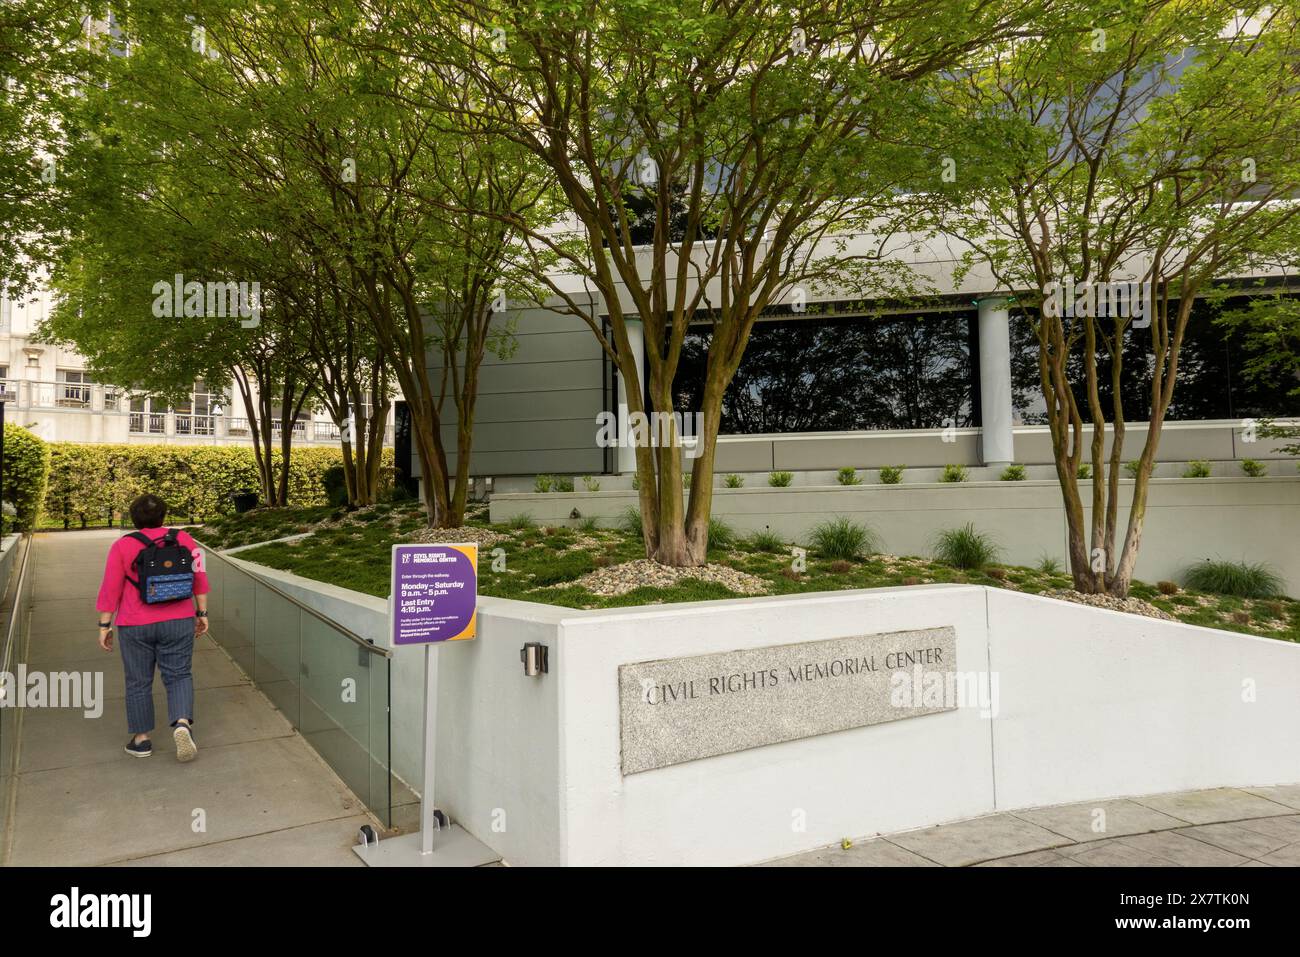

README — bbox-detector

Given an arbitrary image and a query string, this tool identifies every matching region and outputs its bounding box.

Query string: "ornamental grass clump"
[1183,560,1284,599]
[932,523,1000,570]
[619,505,644,537]
[707,516,737,552]
[746,529,785,553]
[808,517,879,561]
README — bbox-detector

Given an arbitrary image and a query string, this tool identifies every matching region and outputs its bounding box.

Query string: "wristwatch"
[195,611,208,618]
[98,620,111,629]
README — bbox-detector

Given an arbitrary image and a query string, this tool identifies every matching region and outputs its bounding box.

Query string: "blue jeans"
[117,618,196,734]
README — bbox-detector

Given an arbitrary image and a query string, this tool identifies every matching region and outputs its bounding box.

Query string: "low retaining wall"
[491,476,1300,594]
[0,534,20,602]
[220,560,1300,866]
[483,419,1297,489]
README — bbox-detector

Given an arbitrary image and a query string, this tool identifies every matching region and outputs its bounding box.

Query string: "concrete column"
[616,318,645,474]
[976,296,1015,467]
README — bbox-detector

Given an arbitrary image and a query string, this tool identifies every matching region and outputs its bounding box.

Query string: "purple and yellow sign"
[390,543,477,645]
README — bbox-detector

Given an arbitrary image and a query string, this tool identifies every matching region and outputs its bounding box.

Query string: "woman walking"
[95,494,210,761]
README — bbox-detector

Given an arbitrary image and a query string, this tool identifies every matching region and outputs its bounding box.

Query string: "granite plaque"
[618,627,957,774]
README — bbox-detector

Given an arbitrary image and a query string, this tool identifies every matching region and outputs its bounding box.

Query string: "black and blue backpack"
[126,529,196,604]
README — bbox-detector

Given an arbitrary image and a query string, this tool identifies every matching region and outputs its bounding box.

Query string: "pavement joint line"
[786,801,1300,867]
[13,729,300,776]
[9,728,316,783]
[878,838,947,867]
[1128,790,1297,821]
[1004,812,1084,844]
[95,811,371,866]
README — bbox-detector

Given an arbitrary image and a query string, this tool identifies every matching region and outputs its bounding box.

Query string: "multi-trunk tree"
[946,1,1300,596]
[127,0,554,526]
[40,11,320,507]
[386,0,1050,565]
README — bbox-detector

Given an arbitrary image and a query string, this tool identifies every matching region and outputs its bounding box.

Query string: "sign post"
[353,542,497,867]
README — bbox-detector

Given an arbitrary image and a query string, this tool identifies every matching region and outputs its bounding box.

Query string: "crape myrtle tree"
[40,13,320,507]
[44,238,318,508]
[944,1,1300,596]
[275,255,393,506]
[166,0,553,526]
[379,0,1051,566]
[88,1,391,506]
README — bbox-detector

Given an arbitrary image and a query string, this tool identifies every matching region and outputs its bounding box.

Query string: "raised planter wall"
[491,476,1300,594]
[217,561,1300,866]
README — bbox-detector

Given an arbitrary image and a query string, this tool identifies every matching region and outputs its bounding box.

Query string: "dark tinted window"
[1009,295,1300,424]
[673,313,975,434]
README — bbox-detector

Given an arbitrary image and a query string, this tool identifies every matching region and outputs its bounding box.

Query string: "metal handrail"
[198,541,391,658]
[0,537,32,681]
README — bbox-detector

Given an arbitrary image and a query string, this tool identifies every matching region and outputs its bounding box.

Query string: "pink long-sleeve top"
[96,527,210,626]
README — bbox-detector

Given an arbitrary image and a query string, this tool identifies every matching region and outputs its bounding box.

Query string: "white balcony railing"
[7,379,392,445]
[175,414,216,436]
[128,412,167,434]
[3,379,120,412]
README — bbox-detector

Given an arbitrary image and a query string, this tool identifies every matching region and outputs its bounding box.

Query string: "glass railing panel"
[370,656,395,829]
[199,542,224,629]
[0,680,11,843]
[299,614,383,821]
[253,586,301,726]
[0,538,31,848]
[215,556,255,676]
[199,548,392,825]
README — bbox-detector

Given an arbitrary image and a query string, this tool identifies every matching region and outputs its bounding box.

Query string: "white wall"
[492,476,1300,594]
[987,588,1300,808]
[222,560,1300,867]
[557,587,995,866]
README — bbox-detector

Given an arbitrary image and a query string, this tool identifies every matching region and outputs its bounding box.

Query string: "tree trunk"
[235,372,276,507]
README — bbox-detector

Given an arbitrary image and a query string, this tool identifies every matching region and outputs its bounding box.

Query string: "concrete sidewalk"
[767,784,1300,866]
[2,530,376,866]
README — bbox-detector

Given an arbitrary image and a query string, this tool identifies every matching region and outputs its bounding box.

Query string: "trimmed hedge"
[3,423,52,531]
[42,443,393,527]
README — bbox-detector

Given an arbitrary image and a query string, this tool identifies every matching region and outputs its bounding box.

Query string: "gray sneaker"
[124,737,152,758]
[173,724,197,763]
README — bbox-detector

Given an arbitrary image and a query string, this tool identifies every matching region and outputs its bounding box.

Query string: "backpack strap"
[124,531,158,587]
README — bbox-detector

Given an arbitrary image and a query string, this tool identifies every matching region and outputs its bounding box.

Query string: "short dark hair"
[129,494,168,529]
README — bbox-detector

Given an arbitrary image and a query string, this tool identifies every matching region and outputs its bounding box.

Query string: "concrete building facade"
[423,230,1300,484]
[0,285,376,447]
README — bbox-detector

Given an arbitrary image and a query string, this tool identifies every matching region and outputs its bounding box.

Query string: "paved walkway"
[768,784,1300,866]
[2,531,377,866]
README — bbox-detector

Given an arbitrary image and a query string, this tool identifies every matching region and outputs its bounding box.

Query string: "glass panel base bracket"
[351,825,500,867]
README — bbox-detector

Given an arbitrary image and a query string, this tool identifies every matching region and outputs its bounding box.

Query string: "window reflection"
[1009,296,1300,424]
[673,313,975,434]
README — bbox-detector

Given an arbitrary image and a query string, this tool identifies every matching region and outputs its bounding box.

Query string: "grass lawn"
[198,502,1300,643]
